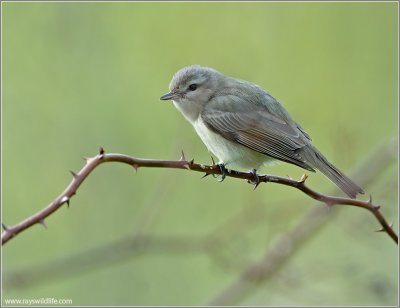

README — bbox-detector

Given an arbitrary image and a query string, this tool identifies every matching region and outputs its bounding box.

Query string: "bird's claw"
[212,163,226,182]
[247,169,261,189]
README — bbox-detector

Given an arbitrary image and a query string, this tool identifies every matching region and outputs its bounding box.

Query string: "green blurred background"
[2,2,398,306]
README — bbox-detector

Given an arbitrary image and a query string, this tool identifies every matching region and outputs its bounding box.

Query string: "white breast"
[193,118,270,170]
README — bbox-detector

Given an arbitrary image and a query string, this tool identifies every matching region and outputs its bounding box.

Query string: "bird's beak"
[160,92,178,101]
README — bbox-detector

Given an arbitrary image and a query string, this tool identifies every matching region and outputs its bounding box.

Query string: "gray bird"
[160,65,364,198]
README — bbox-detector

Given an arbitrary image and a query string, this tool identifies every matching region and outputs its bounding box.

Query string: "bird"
[160,65,364,198]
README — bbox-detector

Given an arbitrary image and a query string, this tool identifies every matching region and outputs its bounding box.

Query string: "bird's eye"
[188,84,197,91]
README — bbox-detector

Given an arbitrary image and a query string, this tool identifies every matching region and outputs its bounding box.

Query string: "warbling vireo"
[160,65,363,198]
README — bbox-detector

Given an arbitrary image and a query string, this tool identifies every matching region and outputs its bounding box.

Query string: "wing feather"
[201,93,315,171]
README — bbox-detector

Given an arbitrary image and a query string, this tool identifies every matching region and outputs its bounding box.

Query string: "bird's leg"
[211,162,227,182]
[247,169,261,189]
[202,158,227,182]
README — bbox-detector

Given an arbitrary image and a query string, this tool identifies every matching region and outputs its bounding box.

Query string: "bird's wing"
[201,93,315,171]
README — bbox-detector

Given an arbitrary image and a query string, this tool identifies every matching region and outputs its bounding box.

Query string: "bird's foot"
[247,169,261,190]
[212,162,227,182]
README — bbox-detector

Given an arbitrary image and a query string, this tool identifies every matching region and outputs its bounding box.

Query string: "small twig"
[1,148,397,245]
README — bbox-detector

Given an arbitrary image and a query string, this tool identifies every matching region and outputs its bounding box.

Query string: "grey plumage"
[160,65,364,198]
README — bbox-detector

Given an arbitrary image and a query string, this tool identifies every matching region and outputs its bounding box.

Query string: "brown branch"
[1,147,397,245]
[4,138,397,295]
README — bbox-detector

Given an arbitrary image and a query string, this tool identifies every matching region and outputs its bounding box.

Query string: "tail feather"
[301,146,364,199]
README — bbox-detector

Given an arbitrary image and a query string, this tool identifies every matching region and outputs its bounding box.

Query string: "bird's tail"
[302,146,364,199]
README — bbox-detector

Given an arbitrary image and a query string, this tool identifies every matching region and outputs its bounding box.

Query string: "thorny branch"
[4,137,397,295]
[1,147,398,245]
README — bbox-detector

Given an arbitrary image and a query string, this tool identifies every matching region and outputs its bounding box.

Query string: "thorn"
[60,196,70,207]
[253,181,261,190]
[325,201,335,207]
[299,174,308,183]
[183,163,191,170]
[201,173,211,179]
[2,223,9,231]
[39,219,47,228]
[375,222,394,232]
[211,156,216,165]
[70,170,78,178]
[180,150,186,161]
[189,158,194,165]
[98,147,105,159]
[373,204,381,210]
[83,157,93,165]
[367,194,373,204]
[132,164,139,172]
